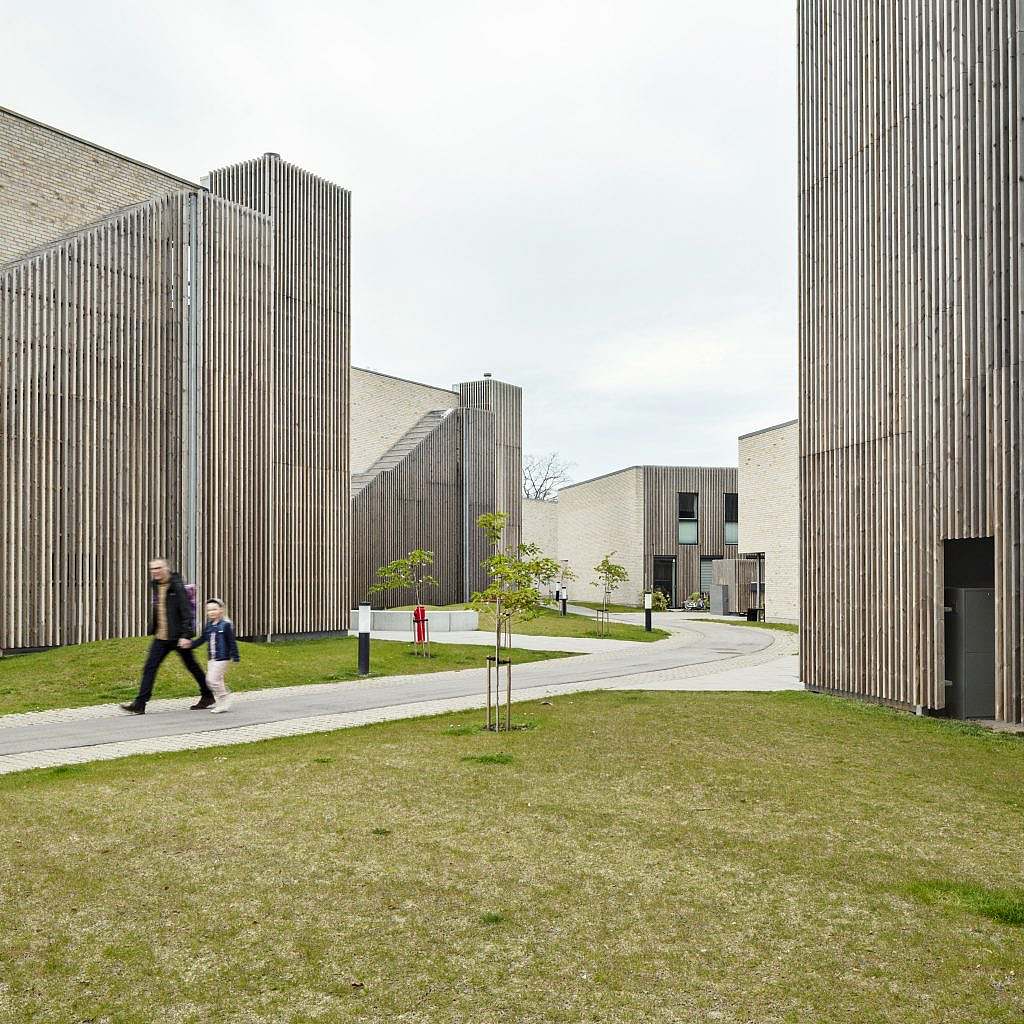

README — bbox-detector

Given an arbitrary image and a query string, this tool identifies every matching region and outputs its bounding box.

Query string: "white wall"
[557,468,645,606]
[350,367,459,473]
[738,420,799,624]
[522,499,559,558]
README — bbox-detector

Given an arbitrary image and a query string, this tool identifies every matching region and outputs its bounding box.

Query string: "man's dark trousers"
[137,640,213,706]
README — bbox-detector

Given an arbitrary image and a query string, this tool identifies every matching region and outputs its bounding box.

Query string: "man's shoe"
[120,702,145,715]
[190,696,216,710]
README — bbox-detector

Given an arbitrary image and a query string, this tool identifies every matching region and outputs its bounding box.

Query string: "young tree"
[369,550,439,652]
[592,553,629,633]
[471,512,568,726]
[522,452,574,501]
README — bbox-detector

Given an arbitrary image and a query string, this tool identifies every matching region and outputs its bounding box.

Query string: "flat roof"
[560,464,737,492]
[1,105,198,188]
[738,418,798,441]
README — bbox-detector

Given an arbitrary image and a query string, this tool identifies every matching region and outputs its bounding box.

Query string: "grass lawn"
[4,692,1024,1022]
[699,617,800,634]
[569,599,644,614]
[402,604,669,643]
[0,636,574,718]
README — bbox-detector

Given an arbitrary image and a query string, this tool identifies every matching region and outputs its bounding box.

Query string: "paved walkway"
[370,628,642,653]
[0,617,799,775]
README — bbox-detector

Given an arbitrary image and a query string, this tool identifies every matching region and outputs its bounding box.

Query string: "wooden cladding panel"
[798,2,1024,717]
[195,193,274,637]
[458,379,522,552]
[642,467,739,601]
[351,412,464,607]
[712,558,759,615]
[350,408,499,608]
[463,407,497,597]
[207,156,351,636]
[0,194,189,649]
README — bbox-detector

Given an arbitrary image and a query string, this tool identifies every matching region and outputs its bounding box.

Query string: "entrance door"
[943,539,996,719]
[653,557,676,607]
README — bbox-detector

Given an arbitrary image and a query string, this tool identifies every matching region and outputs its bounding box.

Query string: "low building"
[350,369,522,607]
[737,419,799,625]
[556,466,739,607]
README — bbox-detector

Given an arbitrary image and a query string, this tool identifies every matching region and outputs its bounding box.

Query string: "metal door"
[944,587,996,719]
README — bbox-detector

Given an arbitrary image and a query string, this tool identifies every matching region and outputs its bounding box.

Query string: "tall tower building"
[798,4,1023,720]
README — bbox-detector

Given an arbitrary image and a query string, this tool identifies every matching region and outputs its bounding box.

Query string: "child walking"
[188,599,240,712]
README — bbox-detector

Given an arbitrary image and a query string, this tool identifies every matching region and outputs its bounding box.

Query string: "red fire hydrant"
[413,605,427,644]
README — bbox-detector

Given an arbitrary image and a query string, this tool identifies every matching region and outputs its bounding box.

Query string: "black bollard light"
[644,590,653,632]
[357,602,371,675]
[560,585,568,616]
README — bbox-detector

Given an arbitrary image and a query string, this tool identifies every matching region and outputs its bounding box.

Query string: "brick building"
[521,499,559,562]
[737,420,799,625]
[552,466,739,607]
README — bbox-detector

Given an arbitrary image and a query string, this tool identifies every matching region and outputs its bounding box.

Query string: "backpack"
[152,579,198,626]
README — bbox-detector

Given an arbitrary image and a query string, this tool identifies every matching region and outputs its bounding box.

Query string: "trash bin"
[746,608,758,622]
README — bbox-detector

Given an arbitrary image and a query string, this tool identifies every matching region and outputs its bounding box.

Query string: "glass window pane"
[725,521,738,545]
[678,492,698,519]
[678,519,698,545]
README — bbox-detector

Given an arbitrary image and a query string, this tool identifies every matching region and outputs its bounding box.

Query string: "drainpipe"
[183,192,203,586]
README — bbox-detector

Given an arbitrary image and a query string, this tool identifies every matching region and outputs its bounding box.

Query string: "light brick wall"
[738,420,799,624]
[522,499,559,558]
[557,469,645,606]
[350,367,459,473]
[0,108,192,264]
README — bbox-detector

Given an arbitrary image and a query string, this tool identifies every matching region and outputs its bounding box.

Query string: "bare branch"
[523,452,574,501]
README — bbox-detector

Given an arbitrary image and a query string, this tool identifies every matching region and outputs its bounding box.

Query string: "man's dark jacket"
[148,573,195,640]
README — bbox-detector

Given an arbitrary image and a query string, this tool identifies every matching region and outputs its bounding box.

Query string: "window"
[678,492,698,545]
[724,492,738,546]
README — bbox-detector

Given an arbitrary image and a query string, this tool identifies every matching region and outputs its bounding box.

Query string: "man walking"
[120,559,216,714]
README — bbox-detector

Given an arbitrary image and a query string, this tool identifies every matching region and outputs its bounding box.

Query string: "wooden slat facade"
[642,466,739,602]
[0,191,274,649]
[206,155,352,637]
[458,379,523,554]
[463,407,498,597]
[798,2,1024,718]
[349,399,508,608]
[194,192,275,637]
[351,411,463,607]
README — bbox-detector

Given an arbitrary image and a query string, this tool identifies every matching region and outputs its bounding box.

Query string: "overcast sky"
[3,1,796,484]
